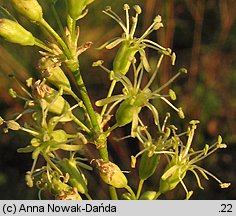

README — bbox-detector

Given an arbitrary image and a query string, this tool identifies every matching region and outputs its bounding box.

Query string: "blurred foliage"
[0,0,235,199]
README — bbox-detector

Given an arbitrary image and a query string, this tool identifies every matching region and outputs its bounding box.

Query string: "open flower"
[98,4,176,75]
[159,120,231,199]
[95,56,186,137]
[133,115,174,180]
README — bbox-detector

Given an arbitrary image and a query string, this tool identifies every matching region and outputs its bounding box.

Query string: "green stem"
[67,16,77,45]
[72,68,100,132]
[136,179,144,199]
[125,185,137,200]
[71,68,115,197]
[71,67,109,159]
[39,18,72,58]
[109,186,118,200]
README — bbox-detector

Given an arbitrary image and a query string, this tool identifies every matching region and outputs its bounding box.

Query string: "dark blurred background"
[0,0,235,199]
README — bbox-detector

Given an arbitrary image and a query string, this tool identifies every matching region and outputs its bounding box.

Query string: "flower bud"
[93,159,128,188]
[0,18,35,46]
[12,0,43,22]
[66,0,95,20]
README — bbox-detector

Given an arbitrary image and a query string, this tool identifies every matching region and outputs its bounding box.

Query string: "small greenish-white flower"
[133,115,174,180]
[98,4,175,75]
[95,56,186,137]
[159,121,230,199]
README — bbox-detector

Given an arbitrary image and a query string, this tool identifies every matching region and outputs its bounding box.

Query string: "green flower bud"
[66,0,95,20]
[94,159,128,188]
[11,0,43,22]
[0,18,35,46]
[58,158,88,194]
[139,191,157,200]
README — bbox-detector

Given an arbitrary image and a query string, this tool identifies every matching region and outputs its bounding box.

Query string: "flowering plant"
[0,0,230,199]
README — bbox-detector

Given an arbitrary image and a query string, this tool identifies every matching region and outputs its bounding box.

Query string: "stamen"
[190,169,204,190]
[144,54,164,90]
[160,97,180,112]
[138,17,159,42]
[123,4,130,37]
[102,10,128,36]
[142,39,168,52]
[130,16,138,39]
[181,124,196,160]
[153,69,183,93]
